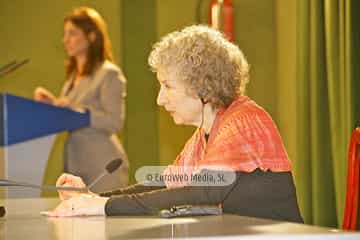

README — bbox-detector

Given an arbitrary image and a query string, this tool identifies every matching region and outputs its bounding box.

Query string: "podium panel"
[4,135,56,197]
[0,94,89,198]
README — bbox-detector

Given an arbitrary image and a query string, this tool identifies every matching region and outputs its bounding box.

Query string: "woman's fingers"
[56,173,86,201]
[54,97,71,107]
[34,87,55,104]
[56,173,85,187]
[56,173,70,187]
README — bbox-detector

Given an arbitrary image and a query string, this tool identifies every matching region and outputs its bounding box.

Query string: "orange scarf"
[163,96,292,188]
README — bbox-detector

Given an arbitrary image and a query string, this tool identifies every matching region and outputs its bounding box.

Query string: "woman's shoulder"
[95,61,126,82]
[99,61,122,74]
[223,96,266,119]
[217,96,275,131]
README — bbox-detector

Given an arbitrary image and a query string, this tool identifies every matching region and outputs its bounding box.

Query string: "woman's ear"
[88,32,96,43]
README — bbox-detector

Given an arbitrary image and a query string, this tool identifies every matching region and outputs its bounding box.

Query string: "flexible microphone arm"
[0,158,123,192]
[0,179,87,191]
[87,158,123,189]
[0,60,17,73]
[0,58,30,77]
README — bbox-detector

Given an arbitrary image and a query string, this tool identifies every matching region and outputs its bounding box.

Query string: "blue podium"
[0,93,89,198]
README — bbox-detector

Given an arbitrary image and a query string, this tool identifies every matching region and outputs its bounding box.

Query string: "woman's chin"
[172,115,184,125]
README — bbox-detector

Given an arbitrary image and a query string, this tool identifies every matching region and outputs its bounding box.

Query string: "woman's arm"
[104,183,230,216]
[45,170,237,217]
[99,182,166,197]
[104,169,235,216]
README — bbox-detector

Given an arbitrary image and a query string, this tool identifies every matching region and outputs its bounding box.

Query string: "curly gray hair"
[148,25,250,108]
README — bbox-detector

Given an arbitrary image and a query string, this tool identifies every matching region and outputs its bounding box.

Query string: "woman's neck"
[75,55,87,74]
[201,104,218,134]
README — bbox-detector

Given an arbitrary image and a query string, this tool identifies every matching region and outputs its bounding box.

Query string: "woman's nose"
[157,86,167,106]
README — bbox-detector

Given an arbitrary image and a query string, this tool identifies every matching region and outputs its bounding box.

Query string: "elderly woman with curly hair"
[45,25,303,223]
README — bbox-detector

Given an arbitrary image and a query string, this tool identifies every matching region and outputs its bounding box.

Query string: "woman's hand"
[56,173,90,201]
[54,97,71,108]
[34,87,56,105]
[54,97,86,113]
[43,194,109,217]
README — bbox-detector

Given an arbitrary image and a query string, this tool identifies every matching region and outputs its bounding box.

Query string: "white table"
[0,198,359,239]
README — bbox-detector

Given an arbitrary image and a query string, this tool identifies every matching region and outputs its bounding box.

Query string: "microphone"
[0,158,122,192]
[0,58,30,77]
[87,158,122,189]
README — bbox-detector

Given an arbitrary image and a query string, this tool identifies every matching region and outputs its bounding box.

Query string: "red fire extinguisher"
[209,0,234,41]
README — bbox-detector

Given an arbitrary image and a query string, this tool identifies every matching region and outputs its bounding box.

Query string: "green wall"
[121,0,159,183]
[233,0,278,118]
[275,0,297,165]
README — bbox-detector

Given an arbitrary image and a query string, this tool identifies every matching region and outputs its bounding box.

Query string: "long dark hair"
[64,7,113,78]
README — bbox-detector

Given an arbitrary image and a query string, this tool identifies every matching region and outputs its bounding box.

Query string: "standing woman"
[34,7,129,192]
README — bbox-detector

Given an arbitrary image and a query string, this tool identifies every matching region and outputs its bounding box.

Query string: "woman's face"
[156,66,203,126]
[63,21,90,58]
